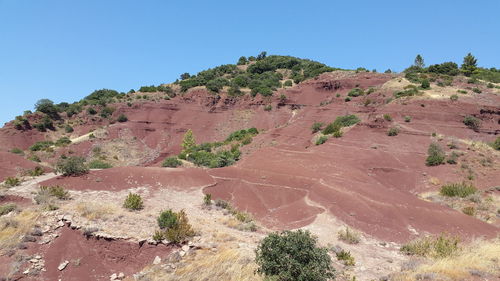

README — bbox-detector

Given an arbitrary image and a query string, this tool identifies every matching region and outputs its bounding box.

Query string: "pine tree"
[414,54,425,68]
[181,129,196,152]
[461,53,477,77]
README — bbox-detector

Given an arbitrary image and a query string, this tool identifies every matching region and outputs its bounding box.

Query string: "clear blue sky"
[1,0,499,125]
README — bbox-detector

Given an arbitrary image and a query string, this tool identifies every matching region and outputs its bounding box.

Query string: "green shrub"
[55,137,72,147]
[344,97,351,102]
[123,193,144,210]
[394,85,420,98]
[26,166,45,177]
[316,136,328,145]
[264,105,272,111]
[164,210,195,243]
[117,114,128,122]
[10,148,24,155]
[387,127,399,136]
[0,203,16,216]
[383,114,392,121]
[28,154,41,162]
[347,88,364,97]
[226,128,259,142]
[215,199,230,209]
[87,107,97,115]
[158,209,178,229]
[421,79,430,89]
[400,234,460,258]
[446,151,459,164]
[255,230,335,281]
[65,125,74,133]
[450,94,458,101]
[333,115,360,127]
[322,123,341,135]
[88,160,112,169]
[491,137,500,150]
[427,62,459,76]
[457,89,467,94]
[162,157,182,168]
[203,193,212,206]
[336,250,355,266]
[337,227,360,244]
[39,185,70,200]
[283,80,293,87]
[404,116,412,122]
[311,122,323,133]
[440,182,477,198]
[463,115,480,131]
[100,106,115,118]
[29,141,54,152]
[4,177,21,187]
[426,143,445,166]
[55,156,89,176]
[472,87,482,94]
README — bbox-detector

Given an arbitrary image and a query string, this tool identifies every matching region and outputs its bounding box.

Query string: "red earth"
[1,72,499,243]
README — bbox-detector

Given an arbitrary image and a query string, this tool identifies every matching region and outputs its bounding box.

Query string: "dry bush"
[395,238,500,280]
[337,227,361,244]
[74,201,116,221]
[0,210,39,252]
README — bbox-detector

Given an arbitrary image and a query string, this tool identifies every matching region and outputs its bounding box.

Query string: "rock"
[23,269,30,274]
[330,245,343,254]
[179,250,186,257]
[167,252,182,263]
[118,272,125,279]
[181,245,189,252]
[34,255,42,259]
[110,273,117,280]
[58,260,69,271]
[153,256,161,265]
[29,258,39,263]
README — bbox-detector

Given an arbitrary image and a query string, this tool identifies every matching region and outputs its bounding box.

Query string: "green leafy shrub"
[463,116,480,131]
[450,94,458,101]
[255,230,335,281]
[4,177,21,187]
[311,122,323,133]
[87,107,97,115]
[117,114,128,122]
[336,250,355,266]
[162,157,182,168]
[333,130,343,138]
[383,114,392,121]
[100,106,115,118]
[387,127,399,136]
[226,128,259,142]
[316,136,328,145]
[65,125,74,133]
[156,209,194,243]
[472,87,482,93]
[264,105,272,111]
[26,166,45,177]
[394,85,420,98]
[88,160,112,169]
[446,151,459,164]
[426,143,445,166]
[333,115,360,127]
[421,79,430,89]
[29,141,54,152]
[457,89,467,94]
[0,203,16,216]
[28,154,41,162]
[123,193,144,210]
[215,199,230,209]
[322,123,341,135]
[404,116,412,122]
[491,137,500,150]
[283,80,293,87]
[440,182,477,197]
[400,234,460,258]
[427,62,460,76]
[55,156,89,176]
[347,88,364,97]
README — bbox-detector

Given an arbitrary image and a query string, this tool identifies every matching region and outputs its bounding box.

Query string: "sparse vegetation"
[316,136,328,145]
[404,116,411,122]
[337,227,361,244]
[336,250,355,266]
[203,193,212,206]
[155,209,194,243]
[450,94,458,101]
[117,114,128,122]
[400,234,460,258]
[4,177,21,187]
[311,122,324,133]
[383,114,392,121]
[10,148,24,155]
[426,142,445,166]
[39,185,70,200]
[255,229,335,281]
[387,127,399,136]
[55,156,89,176]
[123,193,144,210]
[29,141,54,152]
[162,156,182,168]
[88,160,112,169]
[440,182,477,198]
[0,203,16,216]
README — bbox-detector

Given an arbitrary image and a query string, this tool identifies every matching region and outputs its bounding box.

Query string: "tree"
[35,99,60,120]
[237,56,248,65]
[414,54,425,68]
[461,53,477,77]
[256,51,267,60]
[180,73,191,80]
[255,230,335,281]
[181,129,196,152]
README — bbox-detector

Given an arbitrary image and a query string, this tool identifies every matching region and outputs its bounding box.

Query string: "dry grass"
[337,227,361,244]
[73,201,117,221]
[0,209,39,252]
[395,238,500,280]
[137,245,262,281]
